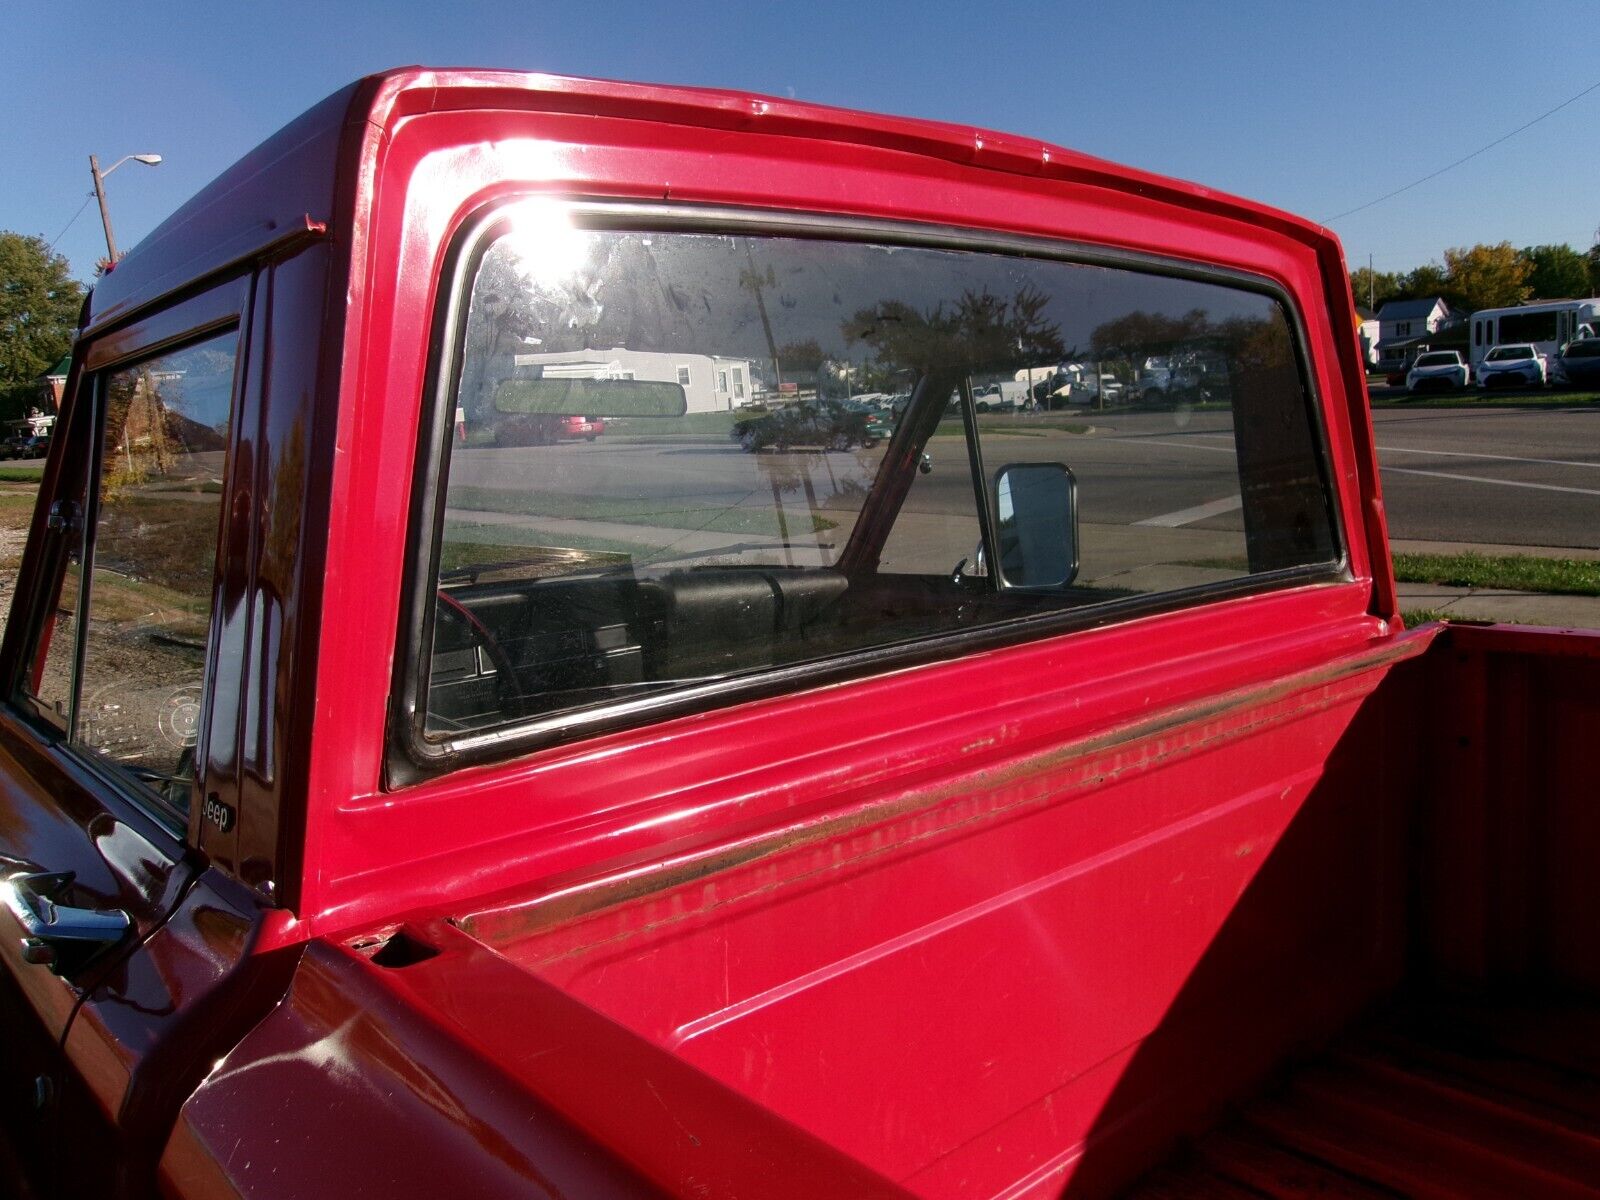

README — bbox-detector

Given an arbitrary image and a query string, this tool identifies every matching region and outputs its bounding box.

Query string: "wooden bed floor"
[1128,995,1600,1199]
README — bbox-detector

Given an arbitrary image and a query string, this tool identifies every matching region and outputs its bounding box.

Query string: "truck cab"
[1,69,1597,1200]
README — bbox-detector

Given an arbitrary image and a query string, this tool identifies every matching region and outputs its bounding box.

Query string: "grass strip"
[1368,389,1600,410]
[1392,552,1600,597]
[1401,608,1454,629]
[448,486,835,537]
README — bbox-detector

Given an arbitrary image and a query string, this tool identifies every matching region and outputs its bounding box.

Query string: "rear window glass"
[413,207,1341,748]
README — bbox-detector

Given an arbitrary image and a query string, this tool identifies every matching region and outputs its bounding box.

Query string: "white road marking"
[1122,438,1237,454]
[1122,432,1600,482]
[1375,444,1600,470]
[1192,431,1600,471]
[1134,493,1244,527]
[1383,466,1600,497]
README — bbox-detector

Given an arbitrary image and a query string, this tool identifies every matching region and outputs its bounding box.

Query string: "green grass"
[439,531,640,574]
[1392,552,1600,597]
[444,486,832,544]
[605,411,749,438]
[1183,551,1600,599]
[0,491,37,518]
[1368,388,1600,410]
[0,467,44,482]
[1401,608,1453,628]
[448,486,835,537]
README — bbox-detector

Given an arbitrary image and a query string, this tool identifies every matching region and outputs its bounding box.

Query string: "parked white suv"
[1405,350,1469,393]
[1477,343,1547,390]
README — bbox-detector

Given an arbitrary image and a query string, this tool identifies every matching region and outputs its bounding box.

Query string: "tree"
[1348,266,1400,312]
[842,286,1065,376]
[0,232,84,383]
[1442,242,1531,313]
[776,338,825,374]
[1090,308,1209,358]
[1520,244,1591,300]
[1587,240,1600,295]
[1391,263,1453,307]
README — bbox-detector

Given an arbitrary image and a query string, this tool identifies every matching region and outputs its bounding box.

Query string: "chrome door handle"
[3,870,131,975]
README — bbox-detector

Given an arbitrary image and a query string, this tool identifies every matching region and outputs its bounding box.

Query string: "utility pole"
[740,244,783,390]
[88,152,162,266]
[1369,253,1374,312]
[90,155,118,262]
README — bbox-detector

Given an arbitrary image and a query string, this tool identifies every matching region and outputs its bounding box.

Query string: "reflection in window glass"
[25,557,83,732]
[425,213,1339,740]
[73,332,236,817]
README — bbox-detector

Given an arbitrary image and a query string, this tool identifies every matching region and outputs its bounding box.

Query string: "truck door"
[0,276,276,1197]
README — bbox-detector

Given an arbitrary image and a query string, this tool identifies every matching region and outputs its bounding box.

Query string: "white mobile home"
[513,348,757,413]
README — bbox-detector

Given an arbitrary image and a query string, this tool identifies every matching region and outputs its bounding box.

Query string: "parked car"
[971,382,1027,412]
[1405,349,1469,393]
[495,413,604,445]
[732,398,882,451]
[1132,363,1208,403]
[844,400,895,442]
[5,434,50,459]
[1071,373,1123,405]
[1556,337,1600,388]
[1477,343,1547,389]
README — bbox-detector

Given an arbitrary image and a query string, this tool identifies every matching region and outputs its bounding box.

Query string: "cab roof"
[87,67,1338,334]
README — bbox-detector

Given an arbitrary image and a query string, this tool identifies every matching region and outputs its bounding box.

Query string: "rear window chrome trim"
[388,198,1350,784]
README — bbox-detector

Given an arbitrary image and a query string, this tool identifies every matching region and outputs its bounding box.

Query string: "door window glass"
[22,331,237,821]
[25,559,83,732]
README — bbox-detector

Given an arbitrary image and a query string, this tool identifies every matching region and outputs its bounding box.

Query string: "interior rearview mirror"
[993,463,1078,589]
[494,376,688,417]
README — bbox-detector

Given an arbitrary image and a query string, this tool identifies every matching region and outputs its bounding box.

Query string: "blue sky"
[7,1,1598,284]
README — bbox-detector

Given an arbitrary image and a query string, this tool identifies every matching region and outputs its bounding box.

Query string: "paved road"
[1367,406,1600,550]
[12,402,1596,553]
[1074,403,1600,550]
[436,403,1600,587]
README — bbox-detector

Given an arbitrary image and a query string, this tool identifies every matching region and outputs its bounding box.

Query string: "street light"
[89,152,162,263]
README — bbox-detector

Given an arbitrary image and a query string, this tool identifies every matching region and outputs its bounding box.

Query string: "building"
[43,354,70,407]
[512,348,757,413]
[1355,309,1379,367]
[1374,298,1453,369]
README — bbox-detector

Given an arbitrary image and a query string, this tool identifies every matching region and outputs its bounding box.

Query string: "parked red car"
[1,68,1596,1200]
[493,412,605,444]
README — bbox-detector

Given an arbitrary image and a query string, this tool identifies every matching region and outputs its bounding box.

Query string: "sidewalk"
[1389,539,1600,627]
[1395,582,1600,628]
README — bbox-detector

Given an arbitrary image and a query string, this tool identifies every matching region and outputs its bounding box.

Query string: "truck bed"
[1133,994,1600,1199]
[439,622,1600,1198]
[170,623,1600,1200]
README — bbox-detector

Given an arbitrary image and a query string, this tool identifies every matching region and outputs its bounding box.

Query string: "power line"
[1325,78,1600,224]
[46,192,96,255]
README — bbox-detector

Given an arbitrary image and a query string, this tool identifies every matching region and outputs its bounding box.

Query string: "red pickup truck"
[3,69,1597,1200]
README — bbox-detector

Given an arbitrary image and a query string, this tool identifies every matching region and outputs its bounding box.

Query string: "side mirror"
[993,463,1078,589]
